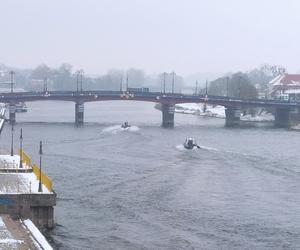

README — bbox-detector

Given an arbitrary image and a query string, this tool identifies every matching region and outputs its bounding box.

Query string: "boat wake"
[102,125,140,134]
[176,144,219,152]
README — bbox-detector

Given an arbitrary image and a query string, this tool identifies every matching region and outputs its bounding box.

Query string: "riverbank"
[175,103,275,122]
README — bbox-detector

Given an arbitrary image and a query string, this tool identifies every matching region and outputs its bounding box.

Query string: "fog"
[1,0,300,76]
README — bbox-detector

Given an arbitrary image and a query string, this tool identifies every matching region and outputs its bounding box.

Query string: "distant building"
[270,73,300,100]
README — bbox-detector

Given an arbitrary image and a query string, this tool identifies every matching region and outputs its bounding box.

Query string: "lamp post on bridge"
[171,71,176,94]
[43,77,48,92]
[80,70,84,92]
[163,72,167,94]
[9,71,15,93]
[238,76,242,98]
[226,77,229,97]
[75,70,80,93]
[10,123,14,156]
[120,76,123,92]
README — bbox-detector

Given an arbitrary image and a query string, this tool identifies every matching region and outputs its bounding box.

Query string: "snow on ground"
[23,219,53,250]
[175,103,274,122]
[0,155,31,169]
[102,124,140,134]
[0,172,51,194]
[0,216,24,249]
[175,103,225,118]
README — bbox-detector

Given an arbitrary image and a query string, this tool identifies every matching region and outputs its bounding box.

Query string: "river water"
[0,101,299,250]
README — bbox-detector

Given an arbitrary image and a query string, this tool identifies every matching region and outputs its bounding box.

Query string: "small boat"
[121,121,131,129]
[15,102,27,113]
[183,138,199,149]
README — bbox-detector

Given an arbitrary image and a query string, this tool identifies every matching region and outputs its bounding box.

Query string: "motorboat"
[15,102,27,113]
[121,121,131,129]
[183,138,199,149]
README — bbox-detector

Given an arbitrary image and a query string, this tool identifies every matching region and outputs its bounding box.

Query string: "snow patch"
[176,103,274,122]
[23,219,53,250]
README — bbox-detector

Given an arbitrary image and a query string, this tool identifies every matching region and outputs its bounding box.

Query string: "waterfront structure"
[270,73,300,100]
[0,149,56,229]
[1,89,300,128]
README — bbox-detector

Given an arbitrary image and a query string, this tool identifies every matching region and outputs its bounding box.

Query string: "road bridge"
[1,90,300,128]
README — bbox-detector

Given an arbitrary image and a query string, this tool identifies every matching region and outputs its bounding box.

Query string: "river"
[0,101,299,250]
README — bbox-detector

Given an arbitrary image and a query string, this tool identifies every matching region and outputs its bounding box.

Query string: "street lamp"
[171,72,176,94]
[10,123,14,156]
[38,141,43,193]
[19,128,23,168]
[238,76,242,98]
[80,70,84,92]
[163,72,166,94]
[226,77,229,97]
[119,76,123,92]
[43,77,48,92]
[195,81,198,95]
[9,71,15,93]
[75,70,80,93]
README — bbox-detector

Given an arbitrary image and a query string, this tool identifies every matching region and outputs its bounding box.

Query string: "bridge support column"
[75,102,84,126]
[274,108,293,128]
[9,104,16,124]
[225,108,241,127]
[161,103,175,128]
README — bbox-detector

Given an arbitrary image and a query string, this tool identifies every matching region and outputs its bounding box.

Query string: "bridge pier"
[225,107,241,127]
[161,103,175,128]
[274,107,298,128]
[9,104,16,124]
[75,102,84,126]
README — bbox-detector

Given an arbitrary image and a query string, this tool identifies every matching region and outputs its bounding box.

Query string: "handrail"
[20,149,53,192]
[32,164,53,192]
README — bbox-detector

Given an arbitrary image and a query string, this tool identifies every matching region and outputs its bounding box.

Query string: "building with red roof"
[270,73,300,100]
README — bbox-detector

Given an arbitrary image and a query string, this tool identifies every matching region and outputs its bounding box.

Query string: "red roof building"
[270,73,300,98]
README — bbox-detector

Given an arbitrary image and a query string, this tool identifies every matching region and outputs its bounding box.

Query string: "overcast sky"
[1,0,300,75]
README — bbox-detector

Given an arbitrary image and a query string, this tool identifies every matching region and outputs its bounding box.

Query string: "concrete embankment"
[0,214,53,249]
[0,151,55,249]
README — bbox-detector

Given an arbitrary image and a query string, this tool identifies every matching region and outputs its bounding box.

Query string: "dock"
[0,149,55,249]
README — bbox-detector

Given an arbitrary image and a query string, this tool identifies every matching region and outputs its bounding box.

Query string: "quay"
[0,148,55,249]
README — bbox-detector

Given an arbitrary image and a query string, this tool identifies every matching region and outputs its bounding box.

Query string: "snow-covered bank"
[175,103,225,118]
[175,103,274,122]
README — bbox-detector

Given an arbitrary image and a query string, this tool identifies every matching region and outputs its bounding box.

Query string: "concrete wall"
[0,193,56,229]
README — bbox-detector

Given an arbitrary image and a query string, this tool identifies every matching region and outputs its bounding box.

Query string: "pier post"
[75,101,84,125]
[9,103,16,124]
[161,103,175,128]
[225,107,241,127]
[274,107,292,128]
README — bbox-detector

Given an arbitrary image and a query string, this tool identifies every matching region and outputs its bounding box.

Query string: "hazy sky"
[1,0,300,75]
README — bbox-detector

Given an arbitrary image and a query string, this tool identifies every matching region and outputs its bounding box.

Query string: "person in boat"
[184,138,199,149]
[121,121,131,129]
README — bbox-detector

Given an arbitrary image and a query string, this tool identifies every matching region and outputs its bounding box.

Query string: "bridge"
[1,90,300,128]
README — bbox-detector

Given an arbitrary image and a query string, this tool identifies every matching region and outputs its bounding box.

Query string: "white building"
[270,73,300,100]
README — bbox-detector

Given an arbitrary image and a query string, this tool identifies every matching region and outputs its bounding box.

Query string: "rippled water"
[0,101,299,250]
